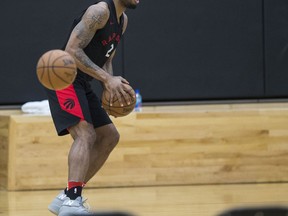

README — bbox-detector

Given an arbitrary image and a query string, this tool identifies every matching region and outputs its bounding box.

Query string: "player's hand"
[104,76,134,107]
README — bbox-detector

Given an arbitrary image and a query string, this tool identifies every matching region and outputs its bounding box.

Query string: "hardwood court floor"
[1,183,288,216]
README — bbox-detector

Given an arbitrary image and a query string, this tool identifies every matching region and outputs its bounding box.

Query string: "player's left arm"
[102,50,115,75]
[102,13,128,76]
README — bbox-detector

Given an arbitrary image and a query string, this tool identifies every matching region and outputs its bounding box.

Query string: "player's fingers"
[115,91,124,107]
[121,84,134,101]
[109,91,115,106]
[121,90,131,105]
[125,88,136,104]
[120,77,129,85]
[127,89,136,101]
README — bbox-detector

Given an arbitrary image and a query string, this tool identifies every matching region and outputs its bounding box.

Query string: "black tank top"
[64,0,124,81]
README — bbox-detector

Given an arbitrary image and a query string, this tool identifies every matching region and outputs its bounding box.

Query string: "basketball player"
[45,0,139,215]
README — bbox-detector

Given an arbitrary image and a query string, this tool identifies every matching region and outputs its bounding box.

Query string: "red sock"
[67,181,85,200]
[68,181,85,190]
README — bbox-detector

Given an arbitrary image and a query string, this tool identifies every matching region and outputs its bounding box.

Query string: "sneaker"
[48,190,67,215]
[58,196,89,216]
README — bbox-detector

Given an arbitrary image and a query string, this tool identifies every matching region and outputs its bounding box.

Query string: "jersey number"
[105,44,114,57]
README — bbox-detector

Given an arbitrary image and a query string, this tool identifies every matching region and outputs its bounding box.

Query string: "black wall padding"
[0,0,117,105]
[125,0,264,101]
[2,0,288,104]
[264,0,288,97]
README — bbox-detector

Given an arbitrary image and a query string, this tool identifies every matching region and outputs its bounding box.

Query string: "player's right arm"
[65,3,131,106]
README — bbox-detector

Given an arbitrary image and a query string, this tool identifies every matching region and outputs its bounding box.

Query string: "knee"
[99,127,120,149]
[106,128,120,148]
[111,129,120,146]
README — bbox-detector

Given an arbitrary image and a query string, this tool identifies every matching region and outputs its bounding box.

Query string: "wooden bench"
[1,103,288,190]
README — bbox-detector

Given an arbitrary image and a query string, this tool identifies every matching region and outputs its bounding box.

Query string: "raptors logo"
[63,98,75,109]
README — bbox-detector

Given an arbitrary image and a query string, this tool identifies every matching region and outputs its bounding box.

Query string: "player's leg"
[46,81,94,215]
[58,89,119,216]
[58,121,96,216]
[68,120,96,184]
[83,89,120,183]
[84,123,120,183]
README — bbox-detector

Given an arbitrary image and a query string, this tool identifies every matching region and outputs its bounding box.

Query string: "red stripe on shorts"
[56,84,84,120]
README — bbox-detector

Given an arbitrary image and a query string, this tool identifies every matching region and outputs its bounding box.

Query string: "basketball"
[102,86,136,117]
[36,49,77,90]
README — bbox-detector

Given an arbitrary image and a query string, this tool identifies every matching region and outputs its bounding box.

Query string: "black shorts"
[45,79,112,136]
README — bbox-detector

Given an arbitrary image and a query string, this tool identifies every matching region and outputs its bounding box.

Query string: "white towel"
[21,100,51,115]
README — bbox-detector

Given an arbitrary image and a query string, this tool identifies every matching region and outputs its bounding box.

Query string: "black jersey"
[64,0,124,81]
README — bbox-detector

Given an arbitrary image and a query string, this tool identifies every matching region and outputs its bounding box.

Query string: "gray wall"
[1,0,288,105]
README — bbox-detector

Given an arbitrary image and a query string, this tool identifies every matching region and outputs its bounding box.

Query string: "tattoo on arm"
[75,7,107,48]
[74,24,92,48]
[65,4,110,80]
[87,14,104,29]
[72,6,108,70]
[74,50,94,70]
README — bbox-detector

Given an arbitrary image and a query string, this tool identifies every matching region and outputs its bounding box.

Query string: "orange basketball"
[102,85,136,117]
[36,49,77,90]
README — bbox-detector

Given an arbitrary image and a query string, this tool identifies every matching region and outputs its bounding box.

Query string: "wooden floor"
[1,183,288,216]
[2,102,288,215]
[3,102,288,190]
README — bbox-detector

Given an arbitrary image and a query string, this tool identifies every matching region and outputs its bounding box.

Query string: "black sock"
[64,188,67,194]
[66,186,83,200]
